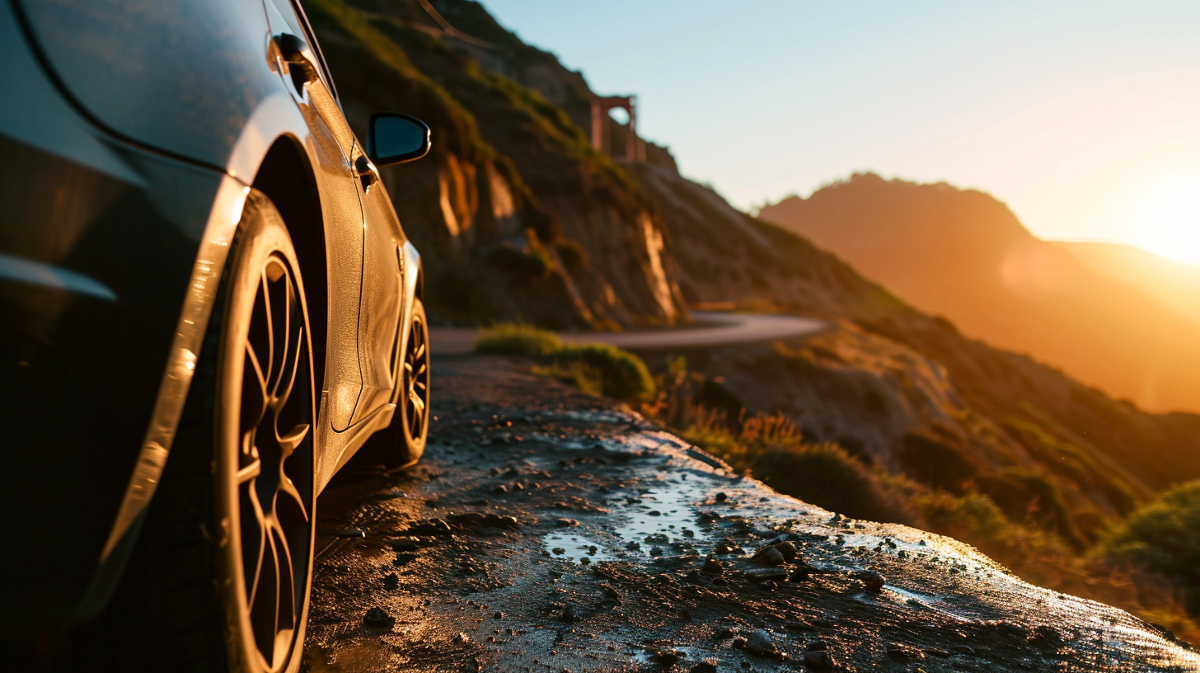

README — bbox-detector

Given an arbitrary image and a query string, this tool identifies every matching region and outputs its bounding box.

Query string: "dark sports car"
[0,0,432,669]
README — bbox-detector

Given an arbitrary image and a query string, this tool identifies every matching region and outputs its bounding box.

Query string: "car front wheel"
[101,191,316,673]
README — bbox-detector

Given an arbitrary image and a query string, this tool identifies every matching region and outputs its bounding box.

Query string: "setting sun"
[1125,172,1200,264]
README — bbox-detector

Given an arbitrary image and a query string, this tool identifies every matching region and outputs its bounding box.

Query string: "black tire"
[94,191,316,673]
[358,296,429,468]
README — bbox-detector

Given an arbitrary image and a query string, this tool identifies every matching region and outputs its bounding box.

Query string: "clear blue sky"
[481,1,1200,261]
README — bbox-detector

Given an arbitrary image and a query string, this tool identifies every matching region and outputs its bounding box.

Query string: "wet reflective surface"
[304,357,1200,672]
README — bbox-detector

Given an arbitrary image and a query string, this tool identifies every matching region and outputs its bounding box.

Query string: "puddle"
[612,476,711,555]
[543,532,616,564]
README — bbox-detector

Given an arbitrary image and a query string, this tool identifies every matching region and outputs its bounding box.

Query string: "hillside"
[306,0,1200,527]
[759,174,1200,414]
[635,163,1200,538]
[1060,240,1200,329]
[306,0,1200,634]
[307,0,687,329]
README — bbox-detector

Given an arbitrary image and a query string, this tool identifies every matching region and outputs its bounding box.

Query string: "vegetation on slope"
[307,0,688,328]
[474,324,655,404]
[312,0,1200,644]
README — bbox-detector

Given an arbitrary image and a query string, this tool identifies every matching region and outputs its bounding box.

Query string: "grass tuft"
[474,324,654,404]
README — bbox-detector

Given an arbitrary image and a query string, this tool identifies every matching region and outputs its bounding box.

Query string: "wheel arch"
[251,136,328,395]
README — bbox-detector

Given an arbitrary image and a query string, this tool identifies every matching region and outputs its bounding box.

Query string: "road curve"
[430,311,829,355]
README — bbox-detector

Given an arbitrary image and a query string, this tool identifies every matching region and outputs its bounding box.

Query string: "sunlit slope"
[760,173,1200,414]
[305,0,688,329]
[1059,240,1200,329]
[310,0,1200,510]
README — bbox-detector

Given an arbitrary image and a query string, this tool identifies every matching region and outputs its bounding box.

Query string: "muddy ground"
[304,355,1199,672]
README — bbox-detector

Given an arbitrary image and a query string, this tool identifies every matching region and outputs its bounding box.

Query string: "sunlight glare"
[1125,172,1200,264]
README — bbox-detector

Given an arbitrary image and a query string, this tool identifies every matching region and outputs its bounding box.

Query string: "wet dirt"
[304,355,1200,672]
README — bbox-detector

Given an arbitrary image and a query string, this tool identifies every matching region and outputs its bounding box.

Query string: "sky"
[481,0,1200,263]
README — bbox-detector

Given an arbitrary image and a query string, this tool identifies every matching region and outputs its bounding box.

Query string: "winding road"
[430,310,829,354]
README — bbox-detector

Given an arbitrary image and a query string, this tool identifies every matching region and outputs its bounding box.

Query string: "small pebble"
[363,607,394,628]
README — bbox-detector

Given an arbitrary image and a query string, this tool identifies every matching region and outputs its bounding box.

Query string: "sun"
[1125,172,1200,264]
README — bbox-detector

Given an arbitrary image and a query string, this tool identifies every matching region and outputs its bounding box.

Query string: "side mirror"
[366,113,431,166]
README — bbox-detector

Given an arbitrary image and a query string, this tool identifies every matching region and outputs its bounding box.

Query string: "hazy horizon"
[482,0,1200,264]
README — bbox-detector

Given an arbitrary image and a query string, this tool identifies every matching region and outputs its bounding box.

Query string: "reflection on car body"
[0,0,430,669]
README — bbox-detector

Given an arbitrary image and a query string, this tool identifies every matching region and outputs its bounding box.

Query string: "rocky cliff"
[307,0,687,329]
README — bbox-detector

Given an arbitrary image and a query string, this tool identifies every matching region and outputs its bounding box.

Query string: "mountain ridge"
[759,172,1200,413]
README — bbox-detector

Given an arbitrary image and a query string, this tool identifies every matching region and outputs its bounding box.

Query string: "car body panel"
[0,0,425,630]
[0,2,231,628]
[13,0,278,173]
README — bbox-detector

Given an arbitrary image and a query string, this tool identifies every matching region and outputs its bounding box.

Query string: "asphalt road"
[430,311,830,355]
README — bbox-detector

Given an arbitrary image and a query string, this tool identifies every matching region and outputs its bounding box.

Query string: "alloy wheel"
[233,253,314,673]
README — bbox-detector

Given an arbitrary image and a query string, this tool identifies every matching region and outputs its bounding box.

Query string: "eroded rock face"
[308,0,689,329]
[306,358,1200,672]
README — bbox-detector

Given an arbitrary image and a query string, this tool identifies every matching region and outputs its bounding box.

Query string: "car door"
[349,145,408,424]
[263,0,365,432]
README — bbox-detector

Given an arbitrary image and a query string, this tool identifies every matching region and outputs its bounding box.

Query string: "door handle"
[355,155,378,191]
[272,33,318,83]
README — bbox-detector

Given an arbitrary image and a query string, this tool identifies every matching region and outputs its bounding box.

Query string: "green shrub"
[555,240,589,270]
[484,243,554,279]
[750,442,920,525]
[555,343,656,404]
[474,324,562,358]
[474,325,654,405]
[977,469,1085,548]
[1102,480,1200,611]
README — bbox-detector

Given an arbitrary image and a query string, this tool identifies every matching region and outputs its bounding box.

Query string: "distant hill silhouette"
[1058,241,1200,329]
[759,173,1200,413]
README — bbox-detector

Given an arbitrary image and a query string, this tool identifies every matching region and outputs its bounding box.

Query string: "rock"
[715,492,728,502]
[336,527,366,538]
[404,518,453,536]
[556,518,580,528]
[393,552,417,566]
[363,607,394,629]
[494,611,504,619]
[745,630,783,659]
[453,632,471,644]
[562,604,578,623]
[803,650,834,669]
[746,568,788,582]
[714,541,742,555]
[650,547,663,557]
[752,546,786,567]
[689,661,717,673]
[853,569,885,593]
[391,538,420,552]
[772,540,798,562]
[702,557,725,575]
[653,648,680,667]
[648,510,662,516]
[382,573,399,590]
[494,484,508,494]
[446,512,520,530]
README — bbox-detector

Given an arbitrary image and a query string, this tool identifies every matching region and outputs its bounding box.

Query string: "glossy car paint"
[1,0,423,631]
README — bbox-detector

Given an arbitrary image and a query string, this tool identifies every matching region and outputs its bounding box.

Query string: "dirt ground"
[303,355,1200,672]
